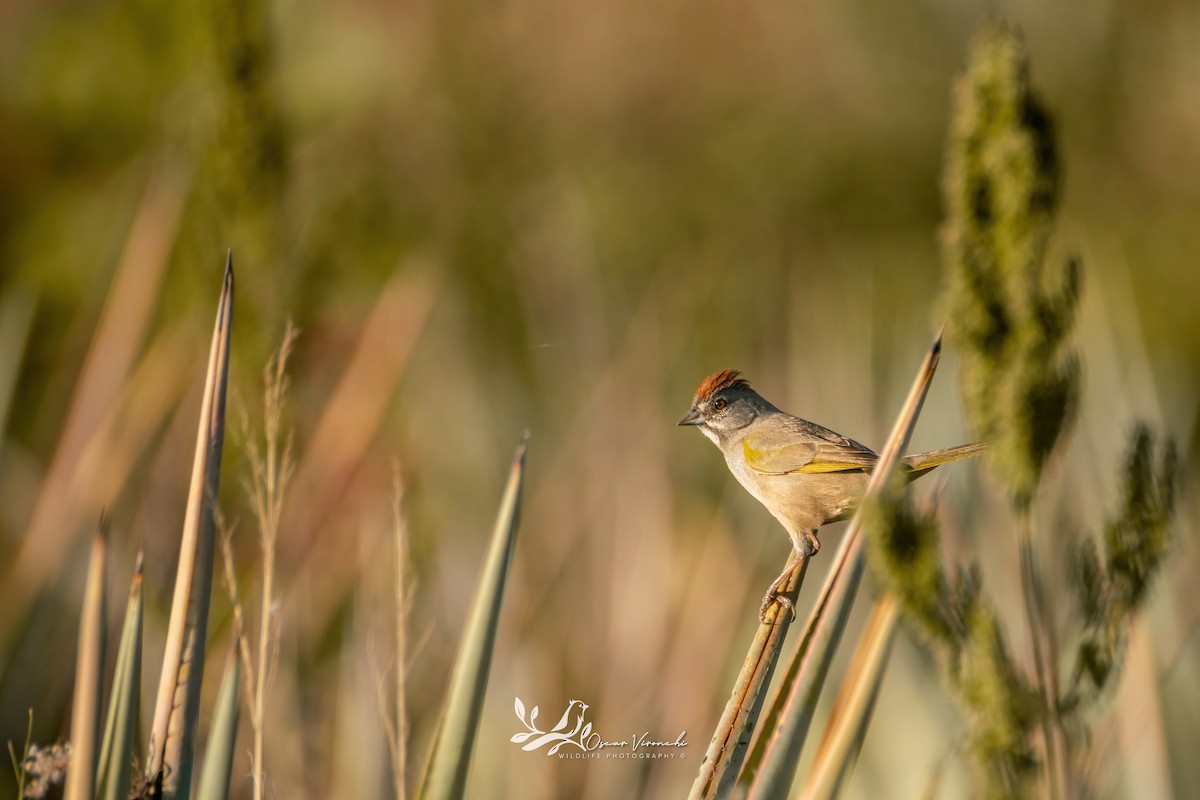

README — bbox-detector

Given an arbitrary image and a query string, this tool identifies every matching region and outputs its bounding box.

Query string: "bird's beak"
[677,407,702,426]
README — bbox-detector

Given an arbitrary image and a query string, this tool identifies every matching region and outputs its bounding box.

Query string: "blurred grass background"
[0,0,1197,797]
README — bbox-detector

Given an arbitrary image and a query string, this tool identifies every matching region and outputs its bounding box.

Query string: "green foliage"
[941,21,1080,508]
[95,559,143,800]
[1103,426,1177,608]
[957,605,1039,799]
[418,438,528,800]
[1067,425,1178,706]
[195,647,241,800]
[7,712,34,800]
[174,0,288,360]
[863,489,1041,798]
[862,478,950,645]
[908,24,1184,798]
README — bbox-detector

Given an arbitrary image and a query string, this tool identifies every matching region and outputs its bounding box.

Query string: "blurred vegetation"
[1,0,1197,798]
[1068,425,1178,708]
[863,486,1041,798]
[941,21,1079,509]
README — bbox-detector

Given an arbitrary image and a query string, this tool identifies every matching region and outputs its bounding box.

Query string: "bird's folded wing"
[742,435,878,475]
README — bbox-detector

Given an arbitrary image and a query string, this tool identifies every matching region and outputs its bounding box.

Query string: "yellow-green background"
[0,0,1196,797]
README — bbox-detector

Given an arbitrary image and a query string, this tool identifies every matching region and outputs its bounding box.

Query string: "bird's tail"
[903,442,990,478]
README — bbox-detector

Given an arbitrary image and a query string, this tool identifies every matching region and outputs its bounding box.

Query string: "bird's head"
[678,369,768,445]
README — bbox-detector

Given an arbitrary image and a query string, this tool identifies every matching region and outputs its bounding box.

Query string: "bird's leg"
[759,530,820,622]
[758,553,802,623]
[760,554,800,622]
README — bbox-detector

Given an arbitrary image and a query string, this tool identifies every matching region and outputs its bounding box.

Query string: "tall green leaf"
[96,552,144,800]
[195,643,242,800]
[418,436,528,800]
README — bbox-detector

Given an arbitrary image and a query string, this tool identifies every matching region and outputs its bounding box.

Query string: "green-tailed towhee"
[679,368,986,621]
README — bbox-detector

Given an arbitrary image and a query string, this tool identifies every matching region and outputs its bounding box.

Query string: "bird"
[679,368,986,621]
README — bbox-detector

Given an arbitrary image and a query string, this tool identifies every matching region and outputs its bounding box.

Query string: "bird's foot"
[758,561,803,623]
[759,533,819,623]
[759,587,796,623]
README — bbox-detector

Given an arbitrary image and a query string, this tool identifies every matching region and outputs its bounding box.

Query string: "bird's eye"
[713,398,727,411]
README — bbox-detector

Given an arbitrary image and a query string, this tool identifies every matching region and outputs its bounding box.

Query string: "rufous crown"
[693,369,750,403]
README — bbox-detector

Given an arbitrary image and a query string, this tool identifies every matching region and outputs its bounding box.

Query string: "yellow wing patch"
[788,460,869,474]
[743,439,870,475]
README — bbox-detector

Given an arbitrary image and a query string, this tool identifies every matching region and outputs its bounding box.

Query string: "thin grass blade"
[798,594,899,800]
[146,256,234,799]
[96,551,144,800]
[687,557,808,800]
[64,519,108,800]
[744,331,942,799]
[195,642,242,800]
[417,436,528,800]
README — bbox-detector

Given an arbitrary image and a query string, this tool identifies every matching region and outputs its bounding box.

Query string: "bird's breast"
[724,452,868,532]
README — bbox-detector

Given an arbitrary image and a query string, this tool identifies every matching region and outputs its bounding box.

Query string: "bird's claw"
[759,588,797,624]
[760,531,817,623]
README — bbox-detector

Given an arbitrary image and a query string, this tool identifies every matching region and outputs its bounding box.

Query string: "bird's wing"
[742,423,878,475]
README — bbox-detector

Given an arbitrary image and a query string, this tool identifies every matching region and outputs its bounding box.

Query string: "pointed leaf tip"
[214,253,234,338]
